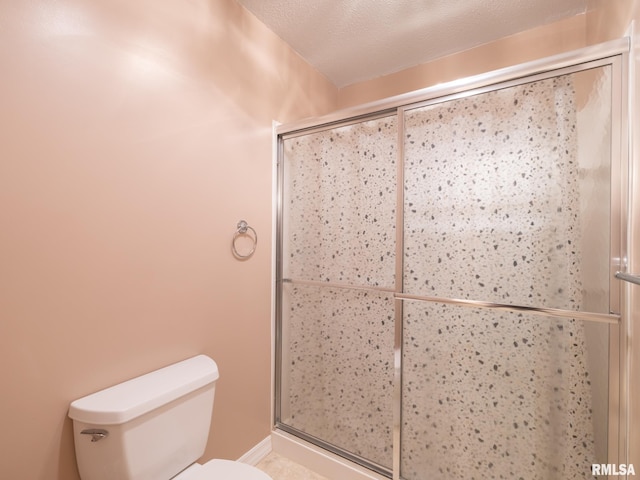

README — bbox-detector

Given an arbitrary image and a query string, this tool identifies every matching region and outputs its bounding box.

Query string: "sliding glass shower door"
[276,51,625,480]
[400,68,614,479]
[278,117,398,471]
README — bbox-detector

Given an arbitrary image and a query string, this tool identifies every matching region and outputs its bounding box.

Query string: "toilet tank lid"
[68,355,219,425]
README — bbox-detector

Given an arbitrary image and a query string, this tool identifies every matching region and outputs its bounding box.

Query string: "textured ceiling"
[236,0,591,87]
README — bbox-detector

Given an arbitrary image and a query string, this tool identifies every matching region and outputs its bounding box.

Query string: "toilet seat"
[175,459,273,480]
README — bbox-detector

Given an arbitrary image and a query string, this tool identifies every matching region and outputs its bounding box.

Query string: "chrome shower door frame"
[274,38,630,480]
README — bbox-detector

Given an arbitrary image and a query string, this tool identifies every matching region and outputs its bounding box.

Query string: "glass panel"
[282,116,397,289]
[403,67,612,313]
[276,62,618,479]
[401,301,609,480]
[279,282,395,469]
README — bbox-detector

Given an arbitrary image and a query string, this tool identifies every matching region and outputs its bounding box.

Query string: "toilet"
[68,355,273,480]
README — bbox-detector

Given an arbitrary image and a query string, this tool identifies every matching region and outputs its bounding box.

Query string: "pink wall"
[0,0,337,478]
[609,0,640,471]
[2,0,637,478]
[628,0,640,470]
[336,2,633,110]
[337,14,587,108]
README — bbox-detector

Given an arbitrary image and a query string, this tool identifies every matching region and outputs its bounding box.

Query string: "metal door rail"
[282,278,620,324]
[615,271,640,286]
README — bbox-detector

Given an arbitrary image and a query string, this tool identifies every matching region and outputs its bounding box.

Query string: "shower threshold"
[271,428,389,480]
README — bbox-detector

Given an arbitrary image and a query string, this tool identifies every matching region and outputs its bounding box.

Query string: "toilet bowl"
[68,355,273,480]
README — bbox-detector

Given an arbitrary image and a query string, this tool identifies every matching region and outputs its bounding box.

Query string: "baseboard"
[238,435,273,466]
[271,429,387,480]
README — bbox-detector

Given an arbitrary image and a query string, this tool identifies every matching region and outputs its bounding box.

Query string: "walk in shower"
[274,42,628,480]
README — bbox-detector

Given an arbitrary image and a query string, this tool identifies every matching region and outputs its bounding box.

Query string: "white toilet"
[68,355,273,480]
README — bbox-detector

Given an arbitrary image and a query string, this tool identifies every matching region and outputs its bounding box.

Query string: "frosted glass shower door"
[401,67,615,479]
[278,116,397,471]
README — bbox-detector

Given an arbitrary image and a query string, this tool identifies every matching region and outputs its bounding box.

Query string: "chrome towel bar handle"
[615,271,640,286]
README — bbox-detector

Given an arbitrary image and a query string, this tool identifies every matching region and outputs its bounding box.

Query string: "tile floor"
[256,452,330,480]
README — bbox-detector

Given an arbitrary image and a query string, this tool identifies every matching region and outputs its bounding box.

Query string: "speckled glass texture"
[280,283,395,469]
[277,65,615,478]
[401,301,609,480]
[400,67,613,479]
[282,116,397,288]
[403,69,612,313]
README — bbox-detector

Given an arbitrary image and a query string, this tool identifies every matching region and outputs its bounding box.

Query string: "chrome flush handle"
[80,428,109,442]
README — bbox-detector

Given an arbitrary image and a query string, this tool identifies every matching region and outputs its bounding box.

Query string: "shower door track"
[275,38,630,480]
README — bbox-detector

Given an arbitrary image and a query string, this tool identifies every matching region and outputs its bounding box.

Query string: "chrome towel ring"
[232,220,257,259]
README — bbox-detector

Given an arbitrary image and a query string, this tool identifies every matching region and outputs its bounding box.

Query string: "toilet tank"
[68,355,219,480]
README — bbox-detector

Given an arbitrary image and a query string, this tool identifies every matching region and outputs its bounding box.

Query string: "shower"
[274,43,628,480]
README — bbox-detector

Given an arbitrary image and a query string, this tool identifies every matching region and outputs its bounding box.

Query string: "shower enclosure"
[274,42,629,480]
